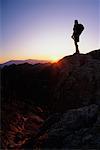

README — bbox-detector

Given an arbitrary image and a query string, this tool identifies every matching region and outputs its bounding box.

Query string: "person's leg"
[75,41,79,54]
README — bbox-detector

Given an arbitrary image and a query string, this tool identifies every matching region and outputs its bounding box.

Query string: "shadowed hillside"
[1,49,100,149]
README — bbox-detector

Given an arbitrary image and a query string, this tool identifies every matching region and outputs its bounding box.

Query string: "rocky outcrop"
[41,104,100,149]
[52,52,100,111]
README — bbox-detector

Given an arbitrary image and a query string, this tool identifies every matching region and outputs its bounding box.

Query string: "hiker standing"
[71,20,84,53]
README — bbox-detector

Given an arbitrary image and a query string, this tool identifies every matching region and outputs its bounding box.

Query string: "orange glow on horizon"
[0,52,63,64]
[50,56,59,63]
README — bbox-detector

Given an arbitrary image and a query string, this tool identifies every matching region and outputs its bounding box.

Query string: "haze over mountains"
[0,59,49,68]
[1,49,100,149]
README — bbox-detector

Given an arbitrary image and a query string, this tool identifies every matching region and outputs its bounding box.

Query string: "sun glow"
[50,56,59,63]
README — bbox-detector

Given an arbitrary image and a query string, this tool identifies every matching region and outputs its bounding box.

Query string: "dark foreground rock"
[21,104,100,149]
[41,104,100,149]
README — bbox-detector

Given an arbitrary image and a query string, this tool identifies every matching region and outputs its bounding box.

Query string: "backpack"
[78,24,84,35]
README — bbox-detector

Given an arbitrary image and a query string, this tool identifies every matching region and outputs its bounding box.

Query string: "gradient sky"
[1,0,100,63]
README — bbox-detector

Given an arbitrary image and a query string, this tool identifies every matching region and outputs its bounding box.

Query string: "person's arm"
[71,25,76,39]
[73,24,77,34]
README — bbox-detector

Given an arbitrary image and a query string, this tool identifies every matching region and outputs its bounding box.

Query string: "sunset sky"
[1,0,100,63]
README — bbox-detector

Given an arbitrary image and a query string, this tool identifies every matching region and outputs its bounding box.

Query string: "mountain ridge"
[1,49,100,68]
[0,59,49,68]
[1,49,100,149]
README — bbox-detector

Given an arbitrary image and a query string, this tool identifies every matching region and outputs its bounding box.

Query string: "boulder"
[42,104,100,149]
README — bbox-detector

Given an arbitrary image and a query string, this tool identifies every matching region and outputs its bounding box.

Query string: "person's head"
[74,20,78,25]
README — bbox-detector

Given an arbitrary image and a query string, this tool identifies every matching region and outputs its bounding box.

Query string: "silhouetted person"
[71,20,84,54]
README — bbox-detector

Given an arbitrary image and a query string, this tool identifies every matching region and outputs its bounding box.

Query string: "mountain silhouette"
[0,59,49,68]
[1,49,100,149]
[1,49,100,110]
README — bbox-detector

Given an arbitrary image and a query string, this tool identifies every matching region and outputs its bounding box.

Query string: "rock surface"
[52,51,100,111]
[41,104,100,149]
[38,50,100,149]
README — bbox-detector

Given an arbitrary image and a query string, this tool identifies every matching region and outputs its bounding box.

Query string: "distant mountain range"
[0,59,49,68]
